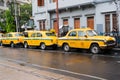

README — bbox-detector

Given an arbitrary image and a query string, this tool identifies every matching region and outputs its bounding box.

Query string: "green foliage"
[1,10,15,33]
[0,11,5,31]
[0,10,15,32]
[0,3,32,32]
[5,10,15,32]
[20,3,32,26]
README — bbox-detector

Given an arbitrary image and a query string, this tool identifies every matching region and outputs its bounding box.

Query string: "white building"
[0,0,31,11]
[32,0,120,34]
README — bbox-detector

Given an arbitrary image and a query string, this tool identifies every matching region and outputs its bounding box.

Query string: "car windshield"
[86,30,98,36]
[46,32,56,36]
[15,33,24,37]
[0,34,3,37]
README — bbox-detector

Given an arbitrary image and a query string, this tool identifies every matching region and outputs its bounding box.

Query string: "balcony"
[0,1,8,10]
[47,0,94,11]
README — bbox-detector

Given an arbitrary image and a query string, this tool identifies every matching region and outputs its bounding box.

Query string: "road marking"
[117,61,120,63]
[3,58,107,80]
[1,58,107,80]
[31,64,107,80]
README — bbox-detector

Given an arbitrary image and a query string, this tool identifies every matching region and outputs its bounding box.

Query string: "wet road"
[0,47,120,80]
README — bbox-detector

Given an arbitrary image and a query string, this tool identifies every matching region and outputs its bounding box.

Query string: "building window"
[53,20,58,33]
[63,19,68,26]
[105,14,110,33]
[112,14,117,31]
[53,0,57,2]
[39,20,46,30]
[74,18,80,29]
[38,0,44,6]
[50,0,56,3]
[87,17,94,29]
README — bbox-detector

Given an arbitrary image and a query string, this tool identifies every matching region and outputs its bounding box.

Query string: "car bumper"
[100,43,116,49]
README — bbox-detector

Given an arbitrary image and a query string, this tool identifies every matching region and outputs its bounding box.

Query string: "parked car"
[23,30,58,50]
[1,32,24,47]
[57,28,116,54]
[59,25,69,37]
[103,32,120,47]
[0,33,4,46]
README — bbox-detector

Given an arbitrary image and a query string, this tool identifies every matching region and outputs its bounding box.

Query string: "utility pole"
[45,0,48,30]
[14,0,18,32]
[14,0,19,32]
[56,0,59,36]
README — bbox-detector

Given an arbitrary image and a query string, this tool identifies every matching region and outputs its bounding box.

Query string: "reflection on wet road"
[0,47,120,80]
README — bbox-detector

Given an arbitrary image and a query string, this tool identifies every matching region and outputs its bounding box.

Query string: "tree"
[3,10,15,32]
[20,3,32,27]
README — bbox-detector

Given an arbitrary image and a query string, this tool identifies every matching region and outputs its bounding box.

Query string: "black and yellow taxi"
[1,32,24,47]
[57,28,116,54]
[0,33,4,46]
[23,30,57,50]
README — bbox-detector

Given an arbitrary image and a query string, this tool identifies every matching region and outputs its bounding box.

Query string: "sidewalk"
[0,58,79,80]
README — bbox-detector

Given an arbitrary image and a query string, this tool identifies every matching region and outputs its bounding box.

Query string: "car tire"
[90,44,101,54]
[24,42,28,49]
[40,43,46,50]
[10,42,14,48]
[63,44,70,52]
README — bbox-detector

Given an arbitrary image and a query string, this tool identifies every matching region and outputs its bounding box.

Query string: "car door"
[33,32,42,46]
[6,34,12,44]
[78,31,87,48]
[30,33,36,46]
[2,34,8,44]
[67,31,78,48]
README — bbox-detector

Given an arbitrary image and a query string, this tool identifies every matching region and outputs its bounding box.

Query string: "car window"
[15,33,24,37]
[86,30,98,36]
[37,33,42,37]
[46,32,56,36]
[31,33,36,37]
[78,31,86,37]
[9,34,12,37]
[68,31,77,37]
[5,34,8,37]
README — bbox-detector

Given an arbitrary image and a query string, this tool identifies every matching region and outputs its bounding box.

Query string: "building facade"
[0,0,31,11]
[32,0,120,34]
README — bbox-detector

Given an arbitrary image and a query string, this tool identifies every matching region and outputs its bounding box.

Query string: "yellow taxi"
[58,28,116,54]
[0,33,4,46]
[1,32,24,47]
[23,30,57,50]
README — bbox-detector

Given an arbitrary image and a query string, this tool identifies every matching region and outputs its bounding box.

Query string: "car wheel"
[10,42,14,48]
[90,44,101,54]
[40,43,46,50]
[24,42,28,48]
[63,44,70,52]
